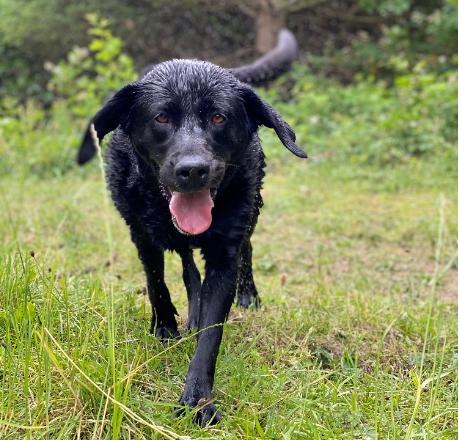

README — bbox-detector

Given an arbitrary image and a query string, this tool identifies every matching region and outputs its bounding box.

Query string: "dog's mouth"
[159,182,217,235]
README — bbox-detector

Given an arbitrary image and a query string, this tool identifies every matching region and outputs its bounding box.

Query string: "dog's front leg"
[175,246,238,426]
[129,225,179,339]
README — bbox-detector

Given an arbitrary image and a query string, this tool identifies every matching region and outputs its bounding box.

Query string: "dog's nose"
[175,158,210,187]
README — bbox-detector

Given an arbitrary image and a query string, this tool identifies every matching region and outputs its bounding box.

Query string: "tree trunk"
[255,6,287,54]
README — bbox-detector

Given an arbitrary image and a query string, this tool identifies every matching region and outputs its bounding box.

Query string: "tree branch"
[236,3,258,18]
[286,0,330,14]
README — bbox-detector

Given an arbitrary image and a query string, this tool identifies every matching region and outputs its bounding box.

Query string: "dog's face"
[89,60,306,235]
[131,62,254,188]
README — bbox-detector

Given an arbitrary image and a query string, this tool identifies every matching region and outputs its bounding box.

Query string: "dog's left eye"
[155,114,168,123]
[211,114,225,124]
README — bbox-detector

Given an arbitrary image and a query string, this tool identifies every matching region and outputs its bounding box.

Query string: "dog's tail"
[230,29,297,87]
[136,30,297,85]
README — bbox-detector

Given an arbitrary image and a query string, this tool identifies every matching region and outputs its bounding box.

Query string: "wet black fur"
[87,59,306,426]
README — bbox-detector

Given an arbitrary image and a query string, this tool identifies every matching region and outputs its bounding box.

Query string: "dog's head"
[82,60,306,235]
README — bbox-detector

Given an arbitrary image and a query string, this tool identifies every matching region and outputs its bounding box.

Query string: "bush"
[46,14,136,120]
[260,63,458,165]
[0,15,456,178]
[304,0,458,83]
[0,15,136,177]
[0,98,82,177]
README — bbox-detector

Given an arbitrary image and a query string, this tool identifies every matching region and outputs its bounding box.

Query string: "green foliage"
[0,44,54,106]
[308,1,458,82]
[0,98,84,177]
[0,0,85,103]
[46,14,136,119]
[0,0,252,104]
[261,64,458,165]
[0,16,136,177]
[1,0,457,104]
[359,0,414,15]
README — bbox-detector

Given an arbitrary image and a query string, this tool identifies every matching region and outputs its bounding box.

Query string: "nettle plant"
[46,13,136,119]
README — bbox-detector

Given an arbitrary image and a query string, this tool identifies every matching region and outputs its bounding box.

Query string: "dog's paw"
[174,399,222,427]
[152,326,180,340]
[182,327,198,338]
[183,316,199,335]
[236,291,261,309]
[150,313,179,340]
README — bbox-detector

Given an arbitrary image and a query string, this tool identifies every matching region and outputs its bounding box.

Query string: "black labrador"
[80,30,307,426]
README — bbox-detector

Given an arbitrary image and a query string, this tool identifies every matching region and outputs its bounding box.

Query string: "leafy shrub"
[260,64,458,165]
[0,15,136,177]
[46,13,136,120]
[0,98,83,177]
[306,0,458,82]
[0,14,456,178]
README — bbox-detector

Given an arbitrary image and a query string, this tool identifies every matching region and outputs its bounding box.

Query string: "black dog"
[81,31,307,426]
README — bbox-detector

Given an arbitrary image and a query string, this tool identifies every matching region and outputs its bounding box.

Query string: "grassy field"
[0,122,456,440]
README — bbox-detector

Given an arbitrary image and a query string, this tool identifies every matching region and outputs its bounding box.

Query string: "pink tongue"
[169,190,214,235]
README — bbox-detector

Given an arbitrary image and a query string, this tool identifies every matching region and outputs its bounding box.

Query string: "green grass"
[0,135,457,439]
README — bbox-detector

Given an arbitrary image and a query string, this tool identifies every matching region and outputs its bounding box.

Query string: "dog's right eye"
[211,114,225,124]
[155,114,168,123]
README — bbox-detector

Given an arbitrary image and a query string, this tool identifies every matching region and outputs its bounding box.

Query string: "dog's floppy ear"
[242,86,307,159]
[78,84,137,165]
